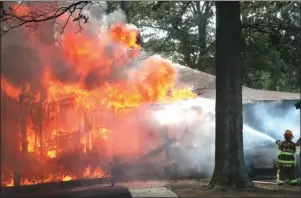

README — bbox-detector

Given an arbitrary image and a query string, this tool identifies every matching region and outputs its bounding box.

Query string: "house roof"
[175,64,300,103]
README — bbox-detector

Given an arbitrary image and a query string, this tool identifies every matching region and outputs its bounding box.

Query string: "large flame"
[1,77,21,100]
[1,3,196,187]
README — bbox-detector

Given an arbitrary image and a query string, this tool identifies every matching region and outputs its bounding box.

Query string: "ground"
[2,179,300,198]
[165,180,301,197]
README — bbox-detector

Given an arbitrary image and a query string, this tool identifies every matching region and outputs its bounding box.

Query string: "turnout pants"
[277,163,297,184]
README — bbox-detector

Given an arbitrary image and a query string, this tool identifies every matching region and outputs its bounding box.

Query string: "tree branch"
[140,24,169,31]
[149,1,192,55]
[242,22,299,35]
[1,1,94,36]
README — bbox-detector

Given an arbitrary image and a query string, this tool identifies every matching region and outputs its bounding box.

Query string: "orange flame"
[1,76,21,100]
[1,3,196,187]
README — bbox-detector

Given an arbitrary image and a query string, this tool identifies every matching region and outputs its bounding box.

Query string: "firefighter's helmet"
[284,130,294,140]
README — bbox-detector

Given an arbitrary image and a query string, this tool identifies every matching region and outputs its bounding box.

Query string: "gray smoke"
[1,2,142,184]
[148,98,299,177]
[106,10,127,26]
[1,1,133,92]
[246,101,300,141]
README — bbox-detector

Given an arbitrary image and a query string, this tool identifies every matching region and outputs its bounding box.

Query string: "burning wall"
[1,2,196,186]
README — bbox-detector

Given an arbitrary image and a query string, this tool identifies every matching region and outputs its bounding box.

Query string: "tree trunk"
[299,1,301,95]
[208,1,253,189]
[0,1,3,22]
[196,1,211,57]
[240,2,248,81]
[0,1,2,102]
[299,2,301,134]
[120,1,129,16]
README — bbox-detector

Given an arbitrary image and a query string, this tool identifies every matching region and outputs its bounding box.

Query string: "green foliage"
[125,1,300,93]
[126,2,215,71]
[241,1,300,92]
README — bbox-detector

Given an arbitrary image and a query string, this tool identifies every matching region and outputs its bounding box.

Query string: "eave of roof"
[175,64,300,103]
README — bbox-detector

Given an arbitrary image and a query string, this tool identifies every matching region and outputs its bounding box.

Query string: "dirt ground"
[2,179,300,198]
[165,180,301,197]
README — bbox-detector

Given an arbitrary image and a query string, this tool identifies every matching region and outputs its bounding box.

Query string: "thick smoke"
[1,1,299,183]
[1,1,136,92]
[1,2,144,184]
[1,1,186,184]
[148,98,300,177]
[245,101,300,141]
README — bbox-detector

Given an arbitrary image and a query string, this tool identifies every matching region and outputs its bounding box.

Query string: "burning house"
[0,3,198,187]
[1,2,300,189]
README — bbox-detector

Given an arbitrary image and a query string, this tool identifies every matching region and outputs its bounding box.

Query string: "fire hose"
[275,140,281,145]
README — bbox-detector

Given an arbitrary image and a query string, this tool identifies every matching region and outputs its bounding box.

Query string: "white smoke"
[249,101,300,141]
[106,10,127,26]
[150,97,299,176]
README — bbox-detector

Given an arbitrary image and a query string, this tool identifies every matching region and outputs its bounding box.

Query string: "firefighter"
[275,130,297,185]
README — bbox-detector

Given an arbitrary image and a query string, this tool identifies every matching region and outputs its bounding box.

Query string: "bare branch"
[60,11,72,36]
[11,1,90,23]
[27,20,45,37]
[1,1,93,36]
